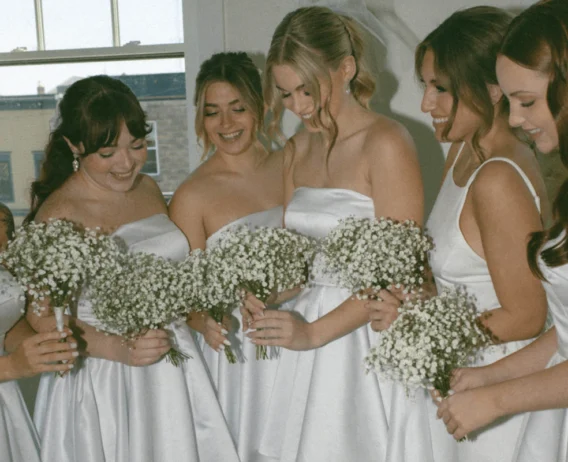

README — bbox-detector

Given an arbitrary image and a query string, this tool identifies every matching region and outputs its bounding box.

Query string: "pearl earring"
[345,84,351,95]
[72,154,80,172]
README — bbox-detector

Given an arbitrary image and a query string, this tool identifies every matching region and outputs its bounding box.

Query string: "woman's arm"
[249,120,425,350]
[470,161,547,342]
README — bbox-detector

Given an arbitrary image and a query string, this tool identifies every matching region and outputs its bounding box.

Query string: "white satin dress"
[258,187,390,462]
[425,151,541,462]
[0,269,41,462]
[201,206,285,462]
[34,214,239,462]
[512,230,568,461]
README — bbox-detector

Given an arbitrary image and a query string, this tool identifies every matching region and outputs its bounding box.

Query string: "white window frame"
[143,120,160,176]
[0,0,225,173]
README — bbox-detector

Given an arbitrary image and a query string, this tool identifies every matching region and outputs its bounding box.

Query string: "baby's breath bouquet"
[364,287,492,397]
[319,216,433,297]
[192,225,316,362]
[0,219,122,332]
[88,251,195,366]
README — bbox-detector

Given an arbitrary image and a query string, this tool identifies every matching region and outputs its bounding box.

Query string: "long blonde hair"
[264,6,375,150]
[194,52,265,159]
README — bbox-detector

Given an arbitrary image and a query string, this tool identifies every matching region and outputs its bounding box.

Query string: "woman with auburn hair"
[28,75,238,462]
[437,2,568,461]
[242,6,423,461]
[169,51,287,461]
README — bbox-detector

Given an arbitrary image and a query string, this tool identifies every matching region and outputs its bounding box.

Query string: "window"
[33,151,44,178]
[142,121,159,176]
[0,153,15,203]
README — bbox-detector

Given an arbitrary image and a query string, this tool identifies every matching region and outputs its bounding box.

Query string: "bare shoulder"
[34,188,80,223]
[362,114,418,165]
[168,161,216,214]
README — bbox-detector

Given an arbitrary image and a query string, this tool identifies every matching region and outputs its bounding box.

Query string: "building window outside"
[33,151,44,178]
[142,120,159,176]
[0,153,15,203]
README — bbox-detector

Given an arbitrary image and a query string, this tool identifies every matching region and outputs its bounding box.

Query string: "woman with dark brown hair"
[437,2,568,460]
[28,75,238,462]
[368,5,550,462]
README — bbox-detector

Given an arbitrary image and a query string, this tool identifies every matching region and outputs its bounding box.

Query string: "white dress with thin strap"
[258,187,390,462]
[0,269,41,462]
[426,149,541,461]
[513,230,568,462]
[34,214,239,462]
[200,206,286,462]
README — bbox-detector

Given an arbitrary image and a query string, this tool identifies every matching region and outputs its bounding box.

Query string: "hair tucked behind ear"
[264,6,375,152]
[501,0,568,279]
[25,75,150,224]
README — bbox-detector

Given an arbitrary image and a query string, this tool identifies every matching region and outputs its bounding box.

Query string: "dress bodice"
[77,214,189,329]
[206,206,283,248]
[0,269,25,356]
[285,187,375,238]
[427,149,540,312]
[540,231,568,360]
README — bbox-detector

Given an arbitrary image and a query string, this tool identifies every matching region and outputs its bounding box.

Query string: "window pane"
[0,153,15,203]
[119,0,183,46]
[43,0,112,50]
[0,1,37,52]
[0,58,189,213]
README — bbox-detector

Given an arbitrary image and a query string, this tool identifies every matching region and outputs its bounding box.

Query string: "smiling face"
[72,121,147,193]
[202,81,256,156]
[497,55,559,153]
[419,49,483,143]
[271,63,347,132]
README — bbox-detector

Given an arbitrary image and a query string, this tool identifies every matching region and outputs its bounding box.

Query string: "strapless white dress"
[201,206,286,462]
[513,230,568,461]
[0,269,41,462]
[258,187,390,462]
[34,214,239,462]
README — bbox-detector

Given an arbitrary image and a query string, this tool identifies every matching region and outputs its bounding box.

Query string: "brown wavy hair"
[264,6,375,151]
[194,52,265,159]
[415,6,512,160]
[25,76,150,224]
[501,0,568,278]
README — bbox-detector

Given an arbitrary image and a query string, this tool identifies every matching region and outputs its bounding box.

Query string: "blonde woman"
[169,52,286,461]
[243,7,423,462]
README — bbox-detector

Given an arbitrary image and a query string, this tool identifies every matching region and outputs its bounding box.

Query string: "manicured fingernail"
[221,328,228,335]
[72,351,79,357]
[435,396,442,403]
[68,364,74,369]
[250,339,258,344]
[69,343,77,348]
[218,345,225,351]
[60,332,68,338]
[223,339,231,346]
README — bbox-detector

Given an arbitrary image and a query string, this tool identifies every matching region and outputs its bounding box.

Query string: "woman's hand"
[117,329,172,367]
[435,387,503,440]
[367,288,404,332]
[450,366,499,393]
[4,328,77,379]
[247,310,316,351]
[240,293,266,332]
[187,312,229,352]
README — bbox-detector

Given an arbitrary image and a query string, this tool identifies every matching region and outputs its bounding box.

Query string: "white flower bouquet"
[191,225,316,362]
[0,219,122,332]
[88,250,195,366]
[364,287,492,397]
[318,216,433,298]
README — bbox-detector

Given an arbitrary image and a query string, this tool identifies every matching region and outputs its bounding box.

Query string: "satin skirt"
[0,380,41,462]
[34,321,239,462]
[513,351,568,462]
[426,341,530,462]
[258,283,390,462]
[199,304,283,462]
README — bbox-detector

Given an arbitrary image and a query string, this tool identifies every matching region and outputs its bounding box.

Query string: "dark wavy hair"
[501,0,568,278]
[194,52,264,159]
[25,75,150,223]
[415,6,512,160]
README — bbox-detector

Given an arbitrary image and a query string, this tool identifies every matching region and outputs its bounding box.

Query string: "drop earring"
[72,154,80,172]
[345,83,351,95]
